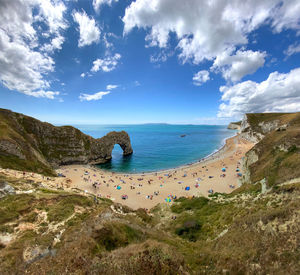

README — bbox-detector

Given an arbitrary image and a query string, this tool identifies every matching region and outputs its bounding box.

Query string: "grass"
[1,177,300,274]
[47,194,93,222]
[171,197,209,213]
[243,112,300,187]
[0,155,56,176]
[0,194,35,224]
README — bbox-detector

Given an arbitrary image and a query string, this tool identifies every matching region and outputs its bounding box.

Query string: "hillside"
[0,171,299,274]
[0,109,133,176]
[240,112,300,187]
[1,111,300,273]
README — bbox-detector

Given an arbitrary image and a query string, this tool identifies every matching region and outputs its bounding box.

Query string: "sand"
[56,134,254,210]
[0,134,253,210]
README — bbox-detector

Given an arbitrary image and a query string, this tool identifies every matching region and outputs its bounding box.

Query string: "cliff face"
[240,112,300,187]
[227,121,241,130]
[0,109,133,175]
[240,113,294,143]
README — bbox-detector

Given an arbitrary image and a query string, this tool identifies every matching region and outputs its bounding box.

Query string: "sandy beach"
[0,134,253,210]
[55,134,254,210]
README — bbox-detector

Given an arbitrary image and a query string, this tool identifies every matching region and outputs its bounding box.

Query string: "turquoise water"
[74,124,235,173]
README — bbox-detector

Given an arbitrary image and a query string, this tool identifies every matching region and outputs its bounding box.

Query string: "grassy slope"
[1,173,300,274]
[0,110,56,176]
[245,112,300,186]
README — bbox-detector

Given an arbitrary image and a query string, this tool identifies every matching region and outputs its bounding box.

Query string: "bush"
[175,219,202,242]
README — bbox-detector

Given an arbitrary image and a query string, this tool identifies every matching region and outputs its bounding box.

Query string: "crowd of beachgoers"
[0,135,253,210]
[56,135,253,210]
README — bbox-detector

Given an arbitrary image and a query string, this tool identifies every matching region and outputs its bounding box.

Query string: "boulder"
[0,181,16,198]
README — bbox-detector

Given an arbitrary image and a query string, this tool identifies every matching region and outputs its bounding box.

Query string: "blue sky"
[0,0,300,124]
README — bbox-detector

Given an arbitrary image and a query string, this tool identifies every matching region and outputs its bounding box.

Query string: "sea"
[74,124,235,173]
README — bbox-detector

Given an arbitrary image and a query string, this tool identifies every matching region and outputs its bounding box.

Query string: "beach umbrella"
[165,198,171,202]
[185,186,190,191]
[237,173,242,177]
[236,169,240,172]
[222,168,226,172]
[117,185,121,190]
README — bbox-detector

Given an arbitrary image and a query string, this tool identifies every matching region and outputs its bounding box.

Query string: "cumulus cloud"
[80,73,85,78]
[193,71,210,86]
[284,43,300,57]
[211,49,266,82]
[72,10,100,47]
[218,68,300,118]
[0,0,67,99]
[41,34,65,53]
[106,84,118,90]
[79,91,110,101]
[91,53,121,72]
[123,0,300,64]
[93,0,118,13]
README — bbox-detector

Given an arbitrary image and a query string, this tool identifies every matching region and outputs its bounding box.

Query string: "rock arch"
[90,131,133,164]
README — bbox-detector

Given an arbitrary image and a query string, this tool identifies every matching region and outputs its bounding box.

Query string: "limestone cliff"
[239,113,294,143]
[0,109,133,175]
[227,121,241,130]
[240,112,300,187]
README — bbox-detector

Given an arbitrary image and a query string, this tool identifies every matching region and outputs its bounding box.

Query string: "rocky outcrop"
[240,113,287,143]
[0,108,133,175]
[240,114,265,143]
[227,122,241,130]
[0,181,16,198]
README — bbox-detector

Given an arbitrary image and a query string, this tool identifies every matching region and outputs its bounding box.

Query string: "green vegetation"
[172,196,209,213]
[0,171,300,274]
[0,194,35,224]
[242,112,300,187]
[93,222,144,252]
[1,111,300,274]
[47,195,92,222]
[249,127,300,186]
[0,155,56,176]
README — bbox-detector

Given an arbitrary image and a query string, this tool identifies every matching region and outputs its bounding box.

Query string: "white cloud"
[80,73,86,78]
[0,0,67,99]
[284,43,300,57]
[211,49,266,82]
[41,34,65,53]
[123,0,300,64]
[25,90,60,99]
[93,0,118,13]
[218,67,300,118]
[72,10,100,47]
[134,80,141,86]
[79,91,110,101]
[91,53,121,72]
[106,84,118,90]
[193,71,210,86]
[35,0,68,34]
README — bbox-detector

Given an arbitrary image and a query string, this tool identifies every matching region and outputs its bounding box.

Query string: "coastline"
[0,134,253,210]
[55,134,254,210]
[94,131,239,176]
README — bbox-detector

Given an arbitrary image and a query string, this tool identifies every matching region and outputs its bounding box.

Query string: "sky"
[0,0,300,125]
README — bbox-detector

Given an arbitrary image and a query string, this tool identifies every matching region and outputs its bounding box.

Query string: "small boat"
[180,134,186,137]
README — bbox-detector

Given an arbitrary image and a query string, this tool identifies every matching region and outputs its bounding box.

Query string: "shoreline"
[55,134,254,210]
[92,132,238,176]
[0,134,253,211]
